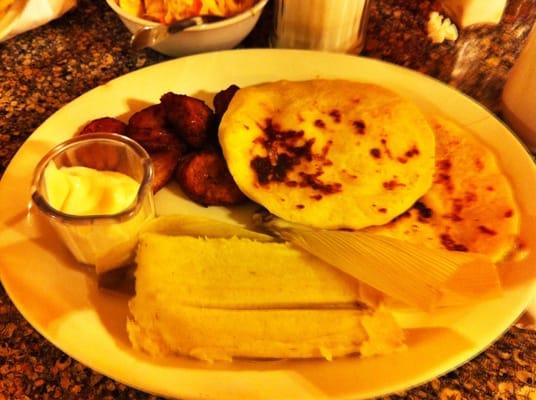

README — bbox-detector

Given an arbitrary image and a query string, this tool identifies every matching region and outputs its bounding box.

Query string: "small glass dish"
[31,133,155,274]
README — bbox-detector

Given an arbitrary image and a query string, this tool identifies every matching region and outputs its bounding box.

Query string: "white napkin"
[0,0,77,42]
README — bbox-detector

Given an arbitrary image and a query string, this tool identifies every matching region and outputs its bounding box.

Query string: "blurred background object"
[106,0,268,56]
[440,0,508,27]
[363,0,535,115]
[0,0,76,42]
[271,0,370,53]
[501,23,536,152]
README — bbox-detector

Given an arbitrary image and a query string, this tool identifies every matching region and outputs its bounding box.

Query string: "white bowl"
[106,0,269,57]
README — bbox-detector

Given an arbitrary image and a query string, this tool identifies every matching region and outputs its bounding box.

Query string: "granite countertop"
[0,0,535,398]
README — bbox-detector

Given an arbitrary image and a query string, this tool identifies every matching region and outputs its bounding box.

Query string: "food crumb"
[427,11,458,44]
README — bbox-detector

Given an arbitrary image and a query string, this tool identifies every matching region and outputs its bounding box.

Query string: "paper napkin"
[0,0,77,42]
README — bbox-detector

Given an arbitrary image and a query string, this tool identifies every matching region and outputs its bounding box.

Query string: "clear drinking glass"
[271,0,371,53]
[31,133,155,273]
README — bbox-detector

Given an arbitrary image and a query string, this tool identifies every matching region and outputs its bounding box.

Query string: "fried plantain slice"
[213,84,239,119]
[175,149,247,206]
[126,104,177,151]
[75,117,128,170]
[160,92,214,148]
[151,146,183,193]
[127,104,187,192]
[79,117,127,135]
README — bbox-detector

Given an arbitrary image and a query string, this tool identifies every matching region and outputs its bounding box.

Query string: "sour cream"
[39,163,154,273]
[44,165,140,216]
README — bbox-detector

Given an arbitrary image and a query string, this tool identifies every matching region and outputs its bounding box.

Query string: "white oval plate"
[1,49,535,400]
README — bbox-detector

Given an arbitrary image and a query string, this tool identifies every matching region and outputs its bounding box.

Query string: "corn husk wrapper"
[141,214,273,242]
[255,214,501,310]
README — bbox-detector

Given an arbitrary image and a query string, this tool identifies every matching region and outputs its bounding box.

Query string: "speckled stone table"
[1,0,535,399]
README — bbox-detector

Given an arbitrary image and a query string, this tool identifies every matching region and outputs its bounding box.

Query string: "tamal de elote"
[128,234,405,361]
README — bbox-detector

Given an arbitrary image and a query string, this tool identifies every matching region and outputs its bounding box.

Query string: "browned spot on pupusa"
[353,120,366,135]
[319,140,333,165]
[314,119,326,129]
[370,148,381,158]
[299,171,342,195]
[443,198,464,222]
[383,179,406,190]
[440,233,468,251]
[465,191,477,203]
[444,192,477,223]
[250,119,313,184]
[478,225,497,235]
[434,158,454,192]
[392,209,412,222]
[397,145,420,164]
[329,109,341,123]
[475,157,485,170]
[250,119,342,195]
[405,145,420,158]
[438,159,451,170]
[436,174,454,192]
[380,138,393,159]
[342,169,358,180]
[413,201,433,222]
[453,198,464,213]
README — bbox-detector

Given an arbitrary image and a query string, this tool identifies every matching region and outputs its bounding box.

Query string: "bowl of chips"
[106,0,268,57]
